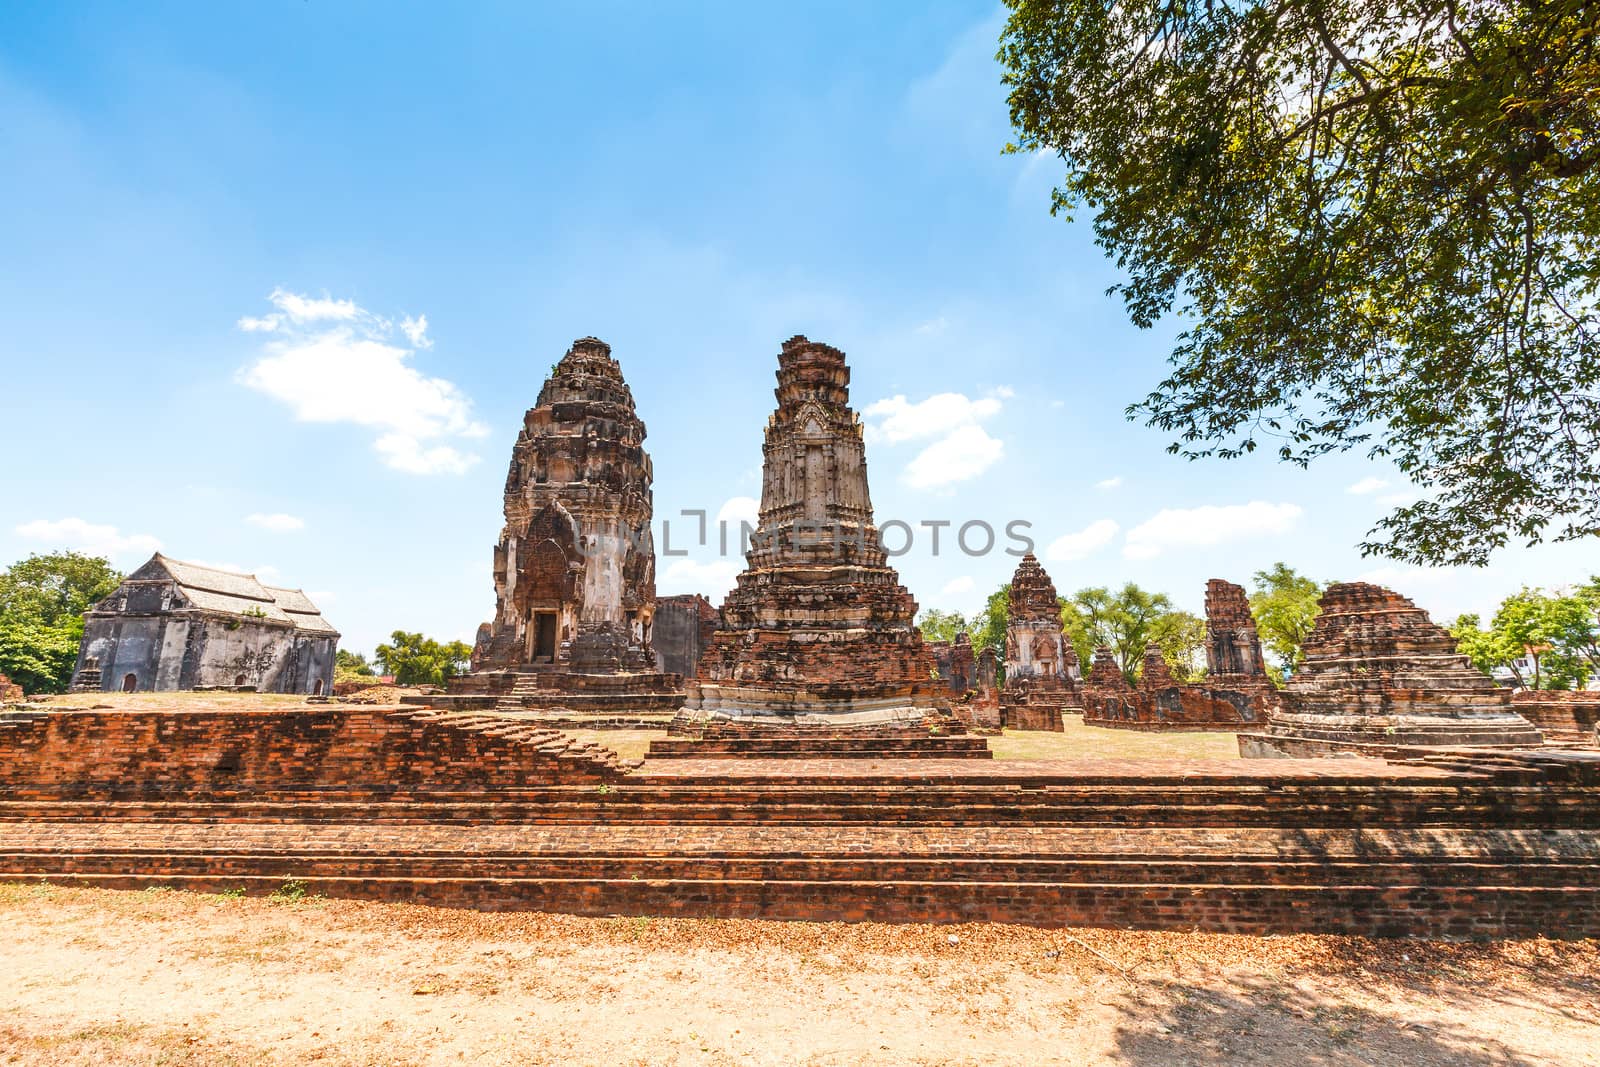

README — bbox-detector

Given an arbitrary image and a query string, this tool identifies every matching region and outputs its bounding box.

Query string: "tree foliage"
[968,585,1011,656]
[334,648,377,688]
[0,552,124,695]
[1001,0,1600,565]
[1450,581,1600,688]
[0,551,123,629]
[917,608,971,644]
[1060,583,1197,685]
[1248,562,1329,675]
[374,631,473,687]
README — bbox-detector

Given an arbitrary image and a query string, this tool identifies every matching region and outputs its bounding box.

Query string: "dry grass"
[2,883,1596,1065]
[561,719,1243,763]
[987,716,1243,760]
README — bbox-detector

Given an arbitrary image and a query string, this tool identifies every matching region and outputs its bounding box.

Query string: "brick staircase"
[645,735,993,759]
[4,706,1600,936]
[495,675,546,711]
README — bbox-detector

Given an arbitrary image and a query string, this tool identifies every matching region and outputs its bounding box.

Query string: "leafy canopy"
[0,552,124,695]
[1450,581,1600,689]
[1060,583,1202,685]
[0,551,123,629]
[917,608,971,644]
[1002,0,1600,565]
[374,631,473,688]
[1248,562,1329,674]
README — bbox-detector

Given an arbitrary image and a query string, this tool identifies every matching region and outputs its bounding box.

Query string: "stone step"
[4,869,1594,936]
[4,847,1595,889]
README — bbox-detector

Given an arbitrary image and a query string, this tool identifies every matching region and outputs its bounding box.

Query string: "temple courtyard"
[4,882,1597,1066]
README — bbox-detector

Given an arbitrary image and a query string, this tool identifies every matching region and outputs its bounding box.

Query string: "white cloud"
[1346,477,1390,495]
[862,391,1007,444]
[941,576,976,596]
[716,496,760,529]
[245,512,305,532]
[15,518,161,560]
[401,314,432,349]
[237,289,486,476]
[1046,519,1120,562]
[659,558,742,596]
[863,386,1010,491]
[1123,501,1304,560]
[233,287,363,333]
[1094,476,1123,490]
[903,424,1005,490]
[913,316,949,336]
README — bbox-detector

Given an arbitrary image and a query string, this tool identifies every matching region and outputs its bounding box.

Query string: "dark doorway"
[121,673,138,693]
[534,612,557,662]
[234,674,247,687]
[312,678,324,696]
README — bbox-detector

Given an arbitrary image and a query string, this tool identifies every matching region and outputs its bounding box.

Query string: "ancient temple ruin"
[998,554,1081,731]
[70,554,337,695]
[452,337,681,716]
[1244,582,1542,756]
[679,336,949,730]
[1083,578,1276,731]
[927,631,977,697]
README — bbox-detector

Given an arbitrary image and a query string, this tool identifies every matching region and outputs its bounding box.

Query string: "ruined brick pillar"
[1204,579,1267,681]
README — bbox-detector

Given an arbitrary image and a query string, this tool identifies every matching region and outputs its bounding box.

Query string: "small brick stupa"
[1251,582,1541,754]
[999,554,1082,731]
[680,336,949,731]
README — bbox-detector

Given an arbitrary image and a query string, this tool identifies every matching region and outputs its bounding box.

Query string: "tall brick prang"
[452,337,682,717]
[682,336,949,730]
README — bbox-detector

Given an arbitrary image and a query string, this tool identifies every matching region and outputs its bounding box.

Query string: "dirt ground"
[3,884,1596,1066]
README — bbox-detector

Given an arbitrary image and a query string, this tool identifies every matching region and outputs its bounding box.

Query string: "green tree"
[1248,564,1328,676]
[917,608,970,644]
[969,585,1011,657]
[0,552,123,629]
[0,552,124,695]
[374,631,473,687]
[1001,1,1600,566]
[1450,586,1596,689]
[0,622,80,695]
[1149,610,1207,683]
[1061,583,1180,687]
[334,649,377,688]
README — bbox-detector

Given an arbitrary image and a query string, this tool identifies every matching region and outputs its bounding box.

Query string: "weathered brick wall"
[0,707,626,799]
[1513,691,1600,744]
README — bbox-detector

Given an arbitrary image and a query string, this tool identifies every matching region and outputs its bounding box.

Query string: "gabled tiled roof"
[121,554,339,636]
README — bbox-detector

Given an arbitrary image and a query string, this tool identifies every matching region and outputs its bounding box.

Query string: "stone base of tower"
[422,667,686,723]
[674,682,950,731]
[1246,710,1544,757]
[999,678,1081,732]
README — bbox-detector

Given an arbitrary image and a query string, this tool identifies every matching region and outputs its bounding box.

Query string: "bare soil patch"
[2,883,1595,1066]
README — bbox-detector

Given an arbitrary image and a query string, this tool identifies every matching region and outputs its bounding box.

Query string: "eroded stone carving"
[454,338,681,715]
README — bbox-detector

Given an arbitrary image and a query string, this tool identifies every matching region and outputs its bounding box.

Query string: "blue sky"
[2,2,1593,656]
